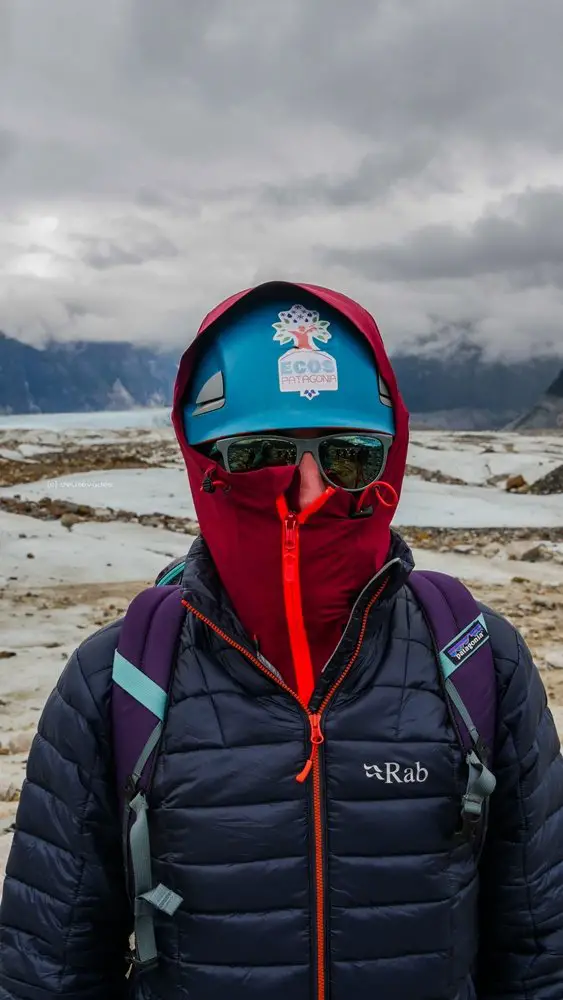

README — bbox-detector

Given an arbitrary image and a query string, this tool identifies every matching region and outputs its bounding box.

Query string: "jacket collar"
[180,530,414,666]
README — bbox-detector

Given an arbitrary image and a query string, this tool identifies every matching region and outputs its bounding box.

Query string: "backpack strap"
[112,584,186,970]
[407,570,497,835]
[155,558,187,587]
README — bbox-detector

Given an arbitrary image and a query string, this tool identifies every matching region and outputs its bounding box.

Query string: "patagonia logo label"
[441,613,490,674]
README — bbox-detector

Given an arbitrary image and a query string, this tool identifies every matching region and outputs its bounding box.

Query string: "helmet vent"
[378,373,393,407]
[193,371,225,415]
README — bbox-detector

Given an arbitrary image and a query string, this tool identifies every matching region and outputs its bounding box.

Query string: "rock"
[505,474,527,492]
[528,464,563,495]
[7,732,33,755]
[0,783,20,803]
[93,507,112,520]
[453,544,473,554]
[18,533,26,538]
[546,652,563,670]
[481,542,502,558]
[0,651,16,659]
[521,543,553,563]
[143,516,161,528]
[532,597,557,611]
[26,551,35,559]
[60,512,81,530]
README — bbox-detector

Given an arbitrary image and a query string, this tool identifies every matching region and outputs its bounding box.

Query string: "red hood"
[171,281,409,702]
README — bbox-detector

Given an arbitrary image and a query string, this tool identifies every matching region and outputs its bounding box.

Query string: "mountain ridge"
[0,331,560,429]
[506,366,563,430]
[0,332,176,415]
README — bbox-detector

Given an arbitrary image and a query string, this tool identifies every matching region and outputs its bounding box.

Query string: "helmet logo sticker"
[273,304,339,400]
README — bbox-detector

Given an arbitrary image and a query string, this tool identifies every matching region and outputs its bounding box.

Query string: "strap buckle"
[125,944,159,973]
[461,749,496,828]
[125,774,138,805]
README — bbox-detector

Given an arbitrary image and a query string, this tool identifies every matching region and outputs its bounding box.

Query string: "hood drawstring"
[352,480,398,518]
[201,465,231,495]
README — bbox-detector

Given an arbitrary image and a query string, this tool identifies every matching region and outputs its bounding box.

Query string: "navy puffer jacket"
[1,534,563,1000]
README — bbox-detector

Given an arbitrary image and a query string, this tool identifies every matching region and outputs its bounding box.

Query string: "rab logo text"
[363,762,429,784]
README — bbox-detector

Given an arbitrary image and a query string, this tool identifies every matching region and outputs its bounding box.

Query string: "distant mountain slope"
[0,333,177,414]
[507,368,563,431]
[392,347,560,429]
[0,330,560,426]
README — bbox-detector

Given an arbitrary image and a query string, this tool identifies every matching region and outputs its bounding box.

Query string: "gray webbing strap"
[445,679,496,820]
[131,722,163,785]
[445,678,480,747]
[129,792,157,965]
[126,724,183,967]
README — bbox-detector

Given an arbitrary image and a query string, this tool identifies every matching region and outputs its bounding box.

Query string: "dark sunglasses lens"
[226,437,298,473]
[318,435,386,491]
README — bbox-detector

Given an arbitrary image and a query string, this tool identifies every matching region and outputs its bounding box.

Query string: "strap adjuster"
[461,750,496,824]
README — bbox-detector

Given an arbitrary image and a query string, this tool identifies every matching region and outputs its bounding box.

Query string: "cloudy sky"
[2,0,563,360]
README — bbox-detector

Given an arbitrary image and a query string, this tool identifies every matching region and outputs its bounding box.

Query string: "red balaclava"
[172,282,409,705]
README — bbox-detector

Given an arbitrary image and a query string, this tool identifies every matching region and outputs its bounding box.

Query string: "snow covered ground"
[0,510,191,588]
[408,432,563,486]
[2,508,562,593]
[0,468,196,519]
[1,410,562,487]
[0,407,171,431]
[397,478,563,528]
[2,464,562,528]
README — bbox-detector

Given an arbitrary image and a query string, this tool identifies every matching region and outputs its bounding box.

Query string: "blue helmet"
[183,294,395,445]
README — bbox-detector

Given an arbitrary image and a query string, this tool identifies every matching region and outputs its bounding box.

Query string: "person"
[1,280,562,1000]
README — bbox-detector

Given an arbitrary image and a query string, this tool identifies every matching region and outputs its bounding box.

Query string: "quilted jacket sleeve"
[476,611,563,1000]
[0,623,132,1000]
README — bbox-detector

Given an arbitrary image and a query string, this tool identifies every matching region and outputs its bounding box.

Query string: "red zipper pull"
[284,512,297,549]
[296,713,324,783]
[283,513,298,583]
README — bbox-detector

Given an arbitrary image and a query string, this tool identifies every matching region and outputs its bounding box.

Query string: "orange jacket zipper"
[182,572,388,1000]
[295,579,387,1000]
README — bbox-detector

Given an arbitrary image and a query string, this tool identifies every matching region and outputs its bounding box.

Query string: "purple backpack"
[112,564,497,970]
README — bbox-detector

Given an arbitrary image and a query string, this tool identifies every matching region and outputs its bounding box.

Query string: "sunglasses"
[206,432,393,493]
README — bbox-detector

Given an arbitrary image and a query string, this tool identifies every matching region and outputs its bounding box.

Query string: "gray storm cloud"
[1,0,563,360]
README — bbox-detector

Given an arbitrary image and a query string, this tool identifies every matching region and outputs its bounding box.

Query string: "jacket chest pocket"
[327,738,470,858]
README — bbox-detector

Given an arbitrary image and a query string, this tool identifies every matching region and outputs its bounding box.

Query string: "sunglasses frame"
[208,431,393,493]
